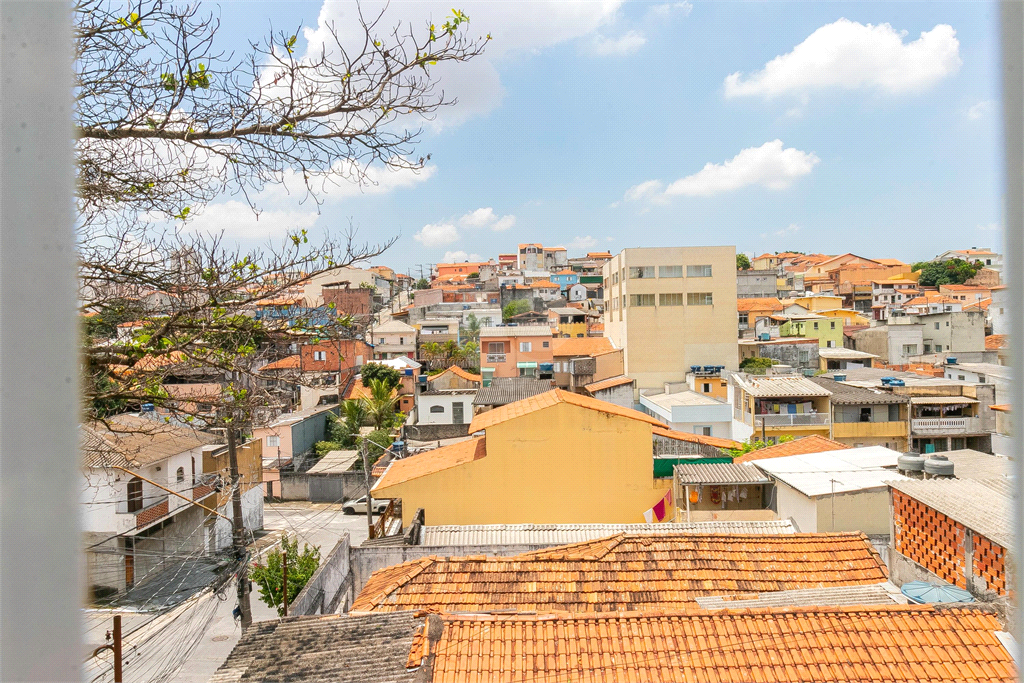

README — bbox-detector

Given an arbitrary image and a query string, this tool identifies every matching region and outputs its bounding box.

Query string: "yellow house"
[732,374,833,442]
[818,309,870,326]
[370,390,734,525]
[791,295,844,312]
[548,307,588,338]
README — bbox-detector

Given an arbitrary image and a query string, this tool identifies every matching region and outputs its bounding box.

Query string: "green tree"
[361,378,400,429]
[739,356,778,372]
[736,254,752,271]
[361,363,402,390]
[250,535,320,616]
[331,399,367,447]
[462,313,481,341]
[415,278,430,290]
[911,259,983,287]
[726,435,794,458]
[502,299,531,322]
[352,429,395,470]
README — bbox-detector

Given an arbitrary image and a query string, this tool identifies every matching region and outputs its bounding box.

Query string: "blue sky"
[199,1,1005,274]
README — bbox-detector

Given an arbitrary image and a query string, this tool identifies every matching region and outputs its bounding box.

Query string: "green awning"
[516,361,538,369]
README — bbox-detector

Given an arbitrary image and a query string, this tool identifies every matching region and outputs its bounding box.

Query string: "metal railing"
[755,413,830,427]
[486,353,506,363]
[370,499,402,539]
[911,417,982,435]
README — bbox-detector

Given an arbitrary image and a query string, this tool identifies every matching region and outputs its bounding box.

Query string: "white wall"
[665,420,735,440]
[213,485,264,551]
[775,480,819,532]
[418,393,473,425]
[990,288,1008,335]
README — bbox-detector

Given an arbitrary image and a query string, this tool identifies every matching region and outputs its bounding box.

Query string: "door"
[452,402,465,425]
[124,537,135,588]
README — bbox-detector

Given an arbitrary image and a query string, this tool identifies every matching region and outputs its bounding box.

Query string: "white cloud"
[413,222,460,247]
[179,200,320,240]
[725,19,961,99]
[567,235,598,251]
[457,207,516,231]
[968,100,995,120]
[977,222,1001,232]
[623,140,818,202]
[605,236,615,242]
[441,250,484,262]
[302,1,624,130]
[761,223,801,239]
[589,31,646,56]
[648,2,692,19]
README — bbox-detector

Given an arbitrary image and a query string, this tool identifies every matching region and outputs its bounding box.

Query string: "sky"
[191,1,1005,274]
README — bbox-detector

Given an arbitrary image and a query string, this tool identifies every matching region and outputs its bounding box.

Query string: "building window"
[902,344,917,355]
[694,426,712,436]
[313,350,326,361]
[628,266,655,279]
[520,341,532,352]
[830,321,836,329]
[738,313,749,326]
[686,292,713,306]
[659,293,685,306]
[266,435,280,447]
[429,405,444,413]
[127,477,143,513]
[487,342,504,354]
[799,350,810,363]
[924,344,932,353]
[612,272,618,285]
[542,341,549,348]
[702,383,711,393]
[176,467,184,483]
[935,344,943,352]
[659,265,683,278]
[630,294,655,307]
[399,337,405,345]
[935,322,940,330]
[826,340,836,348]
[813,322,819,330]
[889,404,900,421]
[686,265,713,277]
[378,337,385,344]
[946,321,950,326]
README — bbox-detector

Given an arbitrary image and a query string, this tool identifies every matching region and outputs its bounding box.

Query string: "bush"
[361,363,402,390]
[313,441,344,457]
[502,299,531,322]
[250,535,320,616]
[739,356,777,372]
[352,429,394,470]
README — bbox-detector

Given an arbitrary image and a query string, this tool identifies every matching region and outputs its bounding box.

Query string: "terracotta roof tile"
[428,606,1014,683]
[986,334,1008,350]
[584,375,634,393]
[350,532,890,614]
[530,280,560,289]
[468,388,663,433]
[651,426,741,449]
[550,337,614,357]
[904,294,960,306]
[737,297,783,312]
[735,435,850,463]
[373,437,486,490]
[967,298,992,312]
[430,365,482,383]
[262,354,301,371]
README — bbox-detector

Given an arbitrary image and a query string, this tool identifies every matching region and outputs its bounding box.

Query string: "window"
[629,266,655,279]
[702,383,711,393]
[621,295,626,309]
[860,407,872,422]
[659,293,685,306]
[799,349,810,363]
[266,435,280,447]
[813,322,819,330]
[519,341,532,352]
[902,344,917,355]
[987,259,992,265]
[959,374,966,381]
[313,350,326,361]
[924,344,932,353]
[686,265,713,277]
[687,292,713,306]
[826,340,836,348]
[889,404,900,421]
[694,426,712,436]
[487,342,504,353]
[176,467,184,483]
[630,294,655,307]
[127,477,143,513]
[738,312,749,326]
[830,321,836,329]
[946,321,950,326]
[659,265,683,278]
[935,322,940,330]
[935,344,943,352]
[378,337,385,344]
[612,272,618,285]
[429,405,444,413]
[399,337,405,345]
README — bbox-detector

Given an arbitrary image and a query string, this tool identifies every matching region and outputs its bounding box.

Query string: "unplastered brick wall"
[892,489,1008,597]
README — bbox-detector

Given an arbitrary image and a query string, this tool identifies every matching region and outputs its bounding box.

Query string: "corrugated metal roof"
[889,478,1013,549]
[754,446,909,497]
[674,462,771,485]
[810,377,908,405]
[471,377,553,406]
[418,520,796,546]
[909,395,979,405]
[307,450,359,474]
[942,450,1011,480]
[817,348,879,360]
[733,375,832,398]
[694,584,907,610]
[479,325,553,337]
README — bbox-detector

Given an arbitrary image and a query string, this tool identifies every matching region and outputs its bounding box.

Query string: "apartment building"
[479,326,554,382]
[603,246,738,390]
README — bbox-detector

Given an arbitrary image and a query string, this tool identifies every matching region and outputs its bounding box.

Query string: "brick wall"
[892,489,1008,596]
[136,499,169,529]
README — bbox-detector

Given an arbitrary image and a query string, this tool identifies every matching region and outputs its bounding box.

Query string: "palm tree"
[360,378,400,429]
[420,341,442,370]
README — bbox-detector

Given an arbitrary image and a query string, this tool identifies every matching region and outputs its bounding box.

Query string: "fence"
[290,533,353,615]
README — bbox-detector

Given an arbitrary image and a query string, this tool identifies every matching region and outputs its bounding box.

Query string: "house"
[990,284,1008,335]
[603,246,739,390]
[734,434,850,463]
[529,279,561,301]
[213,606,1014,683]
[547,306,587,338]
[933,247,1003,272]
[736,297,783,337]
[848,323,925,366]
[370,319,417,359]
[898,293,963,316]
[549,336,619,390]
[753,446,909,534]
[990,403,1013,457]
[816,347,879,372]
[370,389,740,525]
[779,314,843,348]
[252,404,340,495]
[321,282,373,327]
[82,414,263,600]
[640,390,734,440]
[889,476,1012,602]
[736,269,779,298]
[297,339,373,405]
[731,374,833,443]
[550,269,579,292]
[583,375,635,408]
[478,325,553,382]
[434,261,493,280]
[566,282,588,302]
[938,283,993,303]
[810,377,910,450]
[790,294,844,312]
[945,361,1011,405]
[471,376,553,411]
[408,366,481,440]
[672,462,773,522]
[817,308,870,327]
[351,531,889,613]
[738,337,820,374]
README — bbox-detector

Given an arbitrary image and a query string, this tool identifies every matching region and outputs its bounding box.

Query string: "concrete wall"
[213,484,264,551]
[279,474,310,500]
[919,311,986,355]
[308,473,368,503]
[775,480,818,532]
[404,422,471,441]
[291,533,352,615]
[814,489,892,535]
[592,384,633,409]
[417,393,473,425]
[737,270,779,298]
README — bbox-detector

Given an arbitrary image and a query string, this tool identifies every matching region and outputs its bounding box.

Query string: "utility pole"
[361,438,374,538]
[281,548,288,617]
[227,424,252,630]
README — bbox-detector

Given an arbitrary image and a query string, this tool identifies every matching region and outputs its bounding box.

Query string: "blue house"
[550,269,579,292]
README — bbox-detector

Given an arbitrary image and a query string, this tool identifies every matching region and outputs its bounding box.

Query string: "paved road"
[168,502,372,683]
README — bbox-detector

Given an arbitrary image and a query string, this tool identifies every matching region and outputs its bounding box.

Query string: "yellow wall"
[557,321,588,338]
[793,296,844,312]
[375,402,673,525]
[819,309,869,326]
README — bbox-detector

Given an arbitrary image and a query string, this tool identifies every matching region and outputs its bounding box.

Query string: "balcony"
[911,417,982,436]
[755,413,830,428]
[116,495,170,530]
[486,353,506,364]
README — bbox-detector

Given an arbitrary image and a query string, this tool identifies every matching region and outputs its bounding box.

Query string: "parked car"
[342,496,389,515]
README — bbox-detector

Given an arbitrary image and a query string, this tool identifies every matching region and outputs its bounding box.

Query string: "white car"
[342,496,389,515]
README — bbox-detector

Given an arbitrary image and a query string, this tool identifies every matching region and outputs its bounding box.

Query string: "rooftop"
[471,377,553,406]
[479,325,552,337]
[550,336,614,357]
[307,450,359,475]
[469,388,663,433]
[82,414,219,469]
[262,354,300,371]
[351,532,889,614]
[889,478,1014,549]
[809,377,909,405]
[428,365,482,384]
[584,375,634,393]
[651,426,742,450]
[753,446,908,497]
[736,297,783,312]
[986,334,1009,350]
[674,461,772,485]
[693,584,907,610]
[816,348,880,361]
[732,374,833,398]
[417,520,797,546]
[372,318,417,334]
[373,437,486,491]
[735,434,851,463]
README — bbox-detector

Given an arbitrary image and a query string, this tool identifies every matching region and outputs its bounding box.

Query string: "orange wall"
[481,335,554,377]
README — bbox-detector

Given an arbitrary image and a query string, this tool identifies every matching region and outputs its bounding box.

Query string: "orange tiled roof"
[588,322,605,332]
[550,336,614,357]
[373,437,486,490]
[584,375,634,393]
[262,355,300,371]
[424,605,1013,683]
[350,532,889,614]
[941,284,991,291]
[991,404,1011,413]
[530,280,560,289]
[652,426,741,450]
[904,293,959,306]
[966,298,992,312]
[986,334,1008,350]
[345,382,399,400]
[735,434,850,463]
[556,269,575,275]
[468,388,663,433]
[430,365,482,383]
[737,297,783,312]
